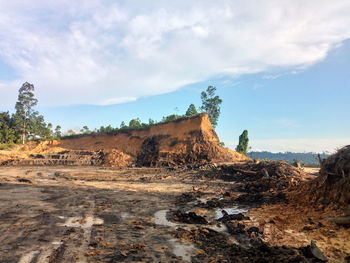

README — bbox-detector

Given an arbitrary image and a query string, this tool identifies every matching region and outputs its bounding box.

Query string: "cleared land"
[0,166,349,263]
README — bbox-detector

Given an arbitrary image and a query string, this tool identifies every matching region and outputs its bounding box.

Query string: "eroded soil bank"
[0,166,349,263]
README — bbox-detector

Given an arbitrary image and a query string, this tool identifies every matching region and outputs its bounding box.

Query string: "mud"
[0,166,349,262]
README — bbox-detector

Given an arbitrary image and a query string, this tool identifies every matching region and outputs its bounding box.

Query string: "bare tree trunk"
[22,121,26,144]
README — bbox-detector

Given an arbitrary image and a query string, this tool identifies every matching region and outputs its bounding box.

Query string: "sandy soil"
[0,166,348,262]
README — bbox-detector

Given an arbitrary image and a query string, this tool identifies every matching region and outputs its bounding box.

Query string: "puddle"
[215,207,249,219]
[170,239,196,262]
[59,216,104,228]
[154,209,178,227]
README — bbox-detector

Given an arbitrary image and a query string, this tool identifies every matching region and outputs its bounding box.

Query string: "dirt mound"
[291,145,350,208]
[0,114,247,167]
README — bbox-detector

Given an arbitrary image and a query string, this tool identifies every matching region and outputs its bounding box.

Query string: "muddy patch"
[215,207,249,219]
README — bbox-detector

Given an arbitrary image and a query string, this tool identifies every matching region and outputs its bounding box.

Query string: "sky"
[0,0,349,153]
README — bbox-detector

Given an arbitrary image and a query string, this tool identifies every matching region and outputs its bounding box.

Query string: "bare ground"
[0,166,349,263]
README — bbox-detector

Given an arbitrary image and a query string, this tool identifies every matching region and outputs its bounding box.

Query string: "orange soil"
[0,114,247,166]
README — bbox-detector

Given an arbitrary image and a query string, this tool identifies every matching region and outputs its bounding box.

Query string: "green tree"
[200,86,222,128]
[45,123,54,139]
[0,111,16,143]
[13,82,38,144]
[104,125,115,134]
[185,104,198,117]
[236,130,249,155]
[129,118,142,129]
[81,125,90,134]
[120,121,127,129]
[29,112,51,140]
[161,114,181,123]
[66,129,76,136]
[54,125,62,138]
[148,118,156,126]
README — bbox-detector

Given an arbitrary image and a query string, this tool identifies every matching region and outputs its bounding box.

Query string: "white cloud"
[99,96,137,106]
[0,0,350,106]
[226,138,350,153]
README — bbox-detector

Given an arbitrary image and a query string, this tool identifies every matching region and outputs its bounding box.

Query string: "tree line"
[248,151,330,166]
[64,86,223,138]
[0,83,225,148]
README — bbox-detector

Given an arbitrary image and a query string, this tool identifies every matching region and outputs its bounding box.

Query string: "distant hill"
[248,151,330,166]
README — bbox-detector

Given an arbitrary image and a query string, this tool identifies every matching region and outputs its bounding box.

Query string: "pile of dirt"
[291,145,350,209]
[0,114,247,167]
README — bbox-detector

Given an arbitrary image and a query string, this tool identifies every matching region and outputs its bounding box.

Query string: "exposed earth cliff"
[0,114,247,167]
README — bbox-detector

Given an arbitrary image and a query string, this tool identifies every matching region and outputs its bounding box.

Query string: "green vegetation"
[13,82,38,144]
[0,82,54,147]
[54,125,62,138]
[0,111,16,144]
[200,86,222,128]
[0,84,223,144]
[236,130,249,155]
[185,104,198,117]
[72,84,224,138]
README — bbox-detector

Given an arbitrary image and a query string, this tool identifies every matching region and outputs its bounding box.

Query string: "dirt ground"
[0,166,349,263]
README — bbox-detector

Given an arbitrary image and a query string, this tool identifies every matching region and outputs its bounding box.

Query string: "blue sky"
[0,1,349,152]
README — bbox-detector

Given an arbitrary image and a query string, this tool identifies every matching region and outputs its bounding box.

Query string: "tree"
[13,82,38,144]
[128,118,142,129]
[81,125,90,134]
[0,111,16,143]
[104,125,115,134]
[148,118,156,126]
[120,121,127,129]
[28,112,51,140]
[66,129,76,136]
[54,125,62,138]
[236,130,249,155]
[200,86,222,128]
[185,104,198,117]
[161,114,181,123]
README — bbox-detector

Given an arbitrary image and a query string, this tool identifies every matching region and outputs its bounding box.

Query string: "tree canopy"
[13,82,38,144]
[0,82,53,145]
[185,104,198,117]
[236,130,249,155]
[200,86,222,128]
